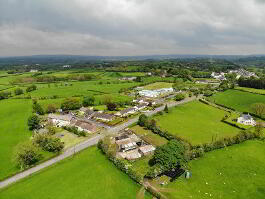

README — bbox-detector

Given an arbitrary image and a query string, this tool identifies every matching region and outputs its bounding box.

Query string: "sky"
[0,0,265,56]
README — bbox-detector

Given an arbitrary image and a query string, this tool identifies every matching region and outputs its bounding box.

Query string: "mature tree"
[203,90,213,97]
[14,88,24,96]
[151,140,188,173]
[164,104,169,113]
[251,103,265,118]
[27,115,40,130]
[138,114,148,127]
[0,91,11,100]
[32,100,44,115]
[14,141,42,169]
[175,93,185,101]
[61,98,81,111]
[83,95,95,107]
[106,102,117,111]
[46,104,57,113]
[33,134,64,153]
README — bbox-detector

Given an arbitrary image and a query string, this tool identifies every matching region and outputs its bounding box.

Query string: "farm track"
[0,96,196,189]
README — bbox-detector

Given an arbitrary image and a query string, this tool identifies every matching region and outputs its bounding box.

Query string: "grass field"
[164,140,265,199]
[154,101,239,145]
[0,99,32,180]
[235,87,265,95]
[142,82,173,90]
[209,89,265,115]
[131,125,168,146]
[0,147,151,199]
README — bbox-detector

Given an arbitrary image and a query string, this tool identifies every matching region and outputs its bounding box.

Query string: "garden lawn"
[0,147,151,199]
[209,89,265,114]
[0,99,32,180]
[164,140,265,199]
[154,101,239,145]
[131,125,168,146]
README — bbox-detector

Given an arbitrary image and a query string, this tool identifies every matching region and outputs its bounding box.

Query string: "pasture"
[209,89,265,114]
[0,147,151,199]
[0,99,32,180]
[164,140,265,199]
[154,101,239,145]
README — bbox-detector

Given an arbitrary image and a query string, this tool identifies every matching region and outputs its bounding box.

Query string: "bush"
[27,115,40,130]
[26,85,37,93]
[14,141,42,169]
[61,98,81,111]
[106,102,117,111]
[14,88,24,96]
[175,93,185,101]
[33,134,64,153]
[0,91,11,100]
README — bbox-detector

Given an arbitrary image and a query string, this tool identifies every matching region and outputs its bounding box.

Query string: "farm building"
[139,88,174,98]
[237,114,256,126]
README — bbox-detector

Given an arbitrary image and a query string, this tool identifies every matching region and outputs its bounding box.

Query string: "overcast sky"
[0,0,265,56]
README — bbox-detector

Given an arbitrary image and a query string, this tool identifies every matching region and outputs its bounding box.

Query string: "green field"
[0,99,32,180]
[235,87,265,95]
[209,89,265,114]
[154,101,239,145]
[165,140,265,199]
[0,147,151,199]
[142,82,173,90]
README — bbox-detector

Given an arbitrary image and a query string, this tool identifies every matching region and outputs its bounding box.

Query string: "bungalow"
[48,114,74,127]
[115,107,137,117]
[93,112,115,122]
[117,149,142,160]
[138,145,156,156]
[133,97,148,104]
[74,120,98,133]
[237,114,256,126]
[85,109,96,119]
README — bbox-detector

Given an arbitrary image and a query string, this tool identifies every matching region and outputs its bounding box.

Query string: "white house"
[115,107,137,117]
[48,114,74,127]
[237,114,256,126]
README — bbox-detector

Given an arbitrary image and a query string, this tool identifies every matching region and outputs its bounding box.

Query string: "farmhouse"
[114,130,155,160]
[115,107,137,117]
[74,120,98,133]
[93,112,115,122]
[48,114,74,127]
[211,72,226,81]
[119,77,137,81]
[237,114,256,126]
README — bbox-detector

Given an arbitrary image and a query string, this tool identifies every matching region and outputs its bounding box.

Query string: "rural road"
[0,96,196,189]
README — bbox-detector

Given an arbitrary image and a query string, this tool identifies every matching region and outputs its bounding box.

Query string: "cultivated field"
[164,140,265,199]
[209,89,265,114]
[154,101,239,145]
[0,147,151,199]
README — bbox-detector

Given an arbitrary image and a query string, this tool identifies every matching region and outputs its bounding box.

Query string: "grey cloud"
[0,0,265,56]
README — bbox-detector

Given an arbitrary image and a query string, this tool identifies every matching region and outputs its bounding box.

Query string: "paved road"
[0,96,196,189]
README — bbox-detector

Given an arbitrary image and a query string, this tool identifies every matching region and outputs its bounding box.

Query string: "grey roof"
[94,112,115,120]
[48,114,73,122]
[241,114,252,120]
